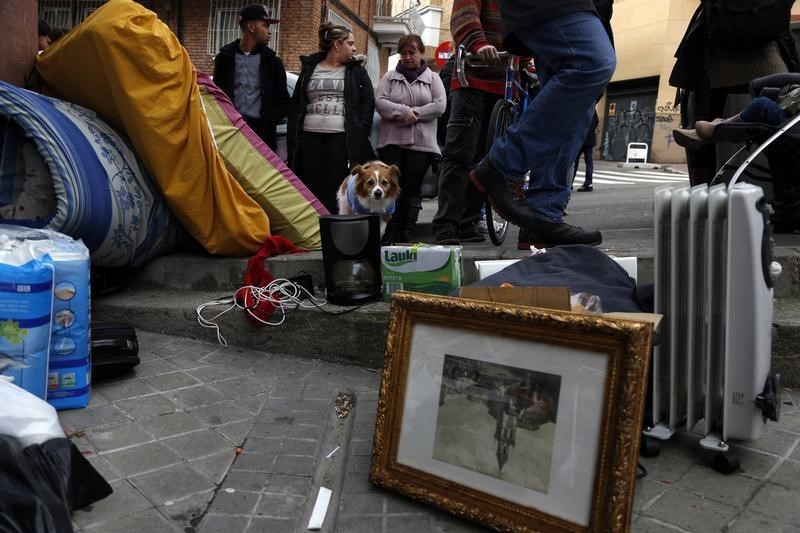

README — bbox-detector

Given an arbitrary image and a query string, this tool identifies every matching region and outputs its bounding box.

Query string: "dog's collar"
[346,174,396,215]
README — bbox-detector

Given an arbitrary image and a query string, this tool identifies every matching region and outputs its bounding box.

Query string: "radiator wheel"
[710,451,740,475]
[640,435,661,458]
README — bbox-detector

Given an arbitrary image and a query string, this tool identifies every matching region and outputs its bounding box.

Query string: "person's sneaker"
[576,184,593,192]
[517,220,602,249]
[458,225,486,243]
[469,158,539,228]
[434,230,460,245]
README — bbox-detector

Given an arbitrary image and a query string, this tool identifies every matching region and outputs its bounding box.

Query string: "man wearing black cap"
[213,4,290,150]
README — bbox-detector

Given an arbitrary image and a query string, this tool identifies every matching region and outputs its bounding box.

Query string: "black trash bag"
[0,435,113,533]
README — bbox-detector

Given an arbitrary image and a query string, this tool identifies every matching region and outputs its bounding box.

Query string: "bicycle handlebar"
[454,44,527,88]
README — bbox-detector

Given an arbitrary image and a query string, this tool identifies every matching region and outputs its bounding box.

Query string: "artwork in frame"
[369,292,654,532]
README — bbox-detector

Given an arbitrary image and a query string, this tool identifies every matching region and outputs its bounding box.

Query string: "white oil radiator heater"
[644,182,781,472]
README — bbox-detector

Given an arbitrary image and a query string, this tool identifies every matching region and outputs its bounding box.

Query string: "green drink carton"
[380,245,463,300]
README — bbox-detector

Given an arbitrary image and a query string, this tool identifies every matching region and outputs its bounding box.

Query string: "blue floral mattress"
[0,81,187,266]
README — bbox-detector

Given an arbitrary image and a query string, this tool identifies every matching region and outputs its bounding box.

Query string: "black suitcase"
[91,322,140,378]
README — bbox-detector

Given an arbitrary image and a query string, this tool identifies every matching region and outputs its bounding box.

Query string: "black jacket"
[288,52,376,169]
[213,40,290,143]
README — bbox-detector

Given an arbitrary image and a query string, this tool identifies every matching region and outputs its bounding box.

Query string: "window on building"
[326,10,352,31]
[207,0,282,56]
[39,0,105,31]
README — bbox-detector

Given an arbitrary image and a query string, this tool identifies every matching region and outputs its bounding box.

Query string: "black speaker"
[319,214,381,306]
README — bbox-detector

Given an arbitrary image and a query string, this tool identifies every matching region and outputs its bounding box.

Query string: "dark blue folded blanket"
[469,245,646,313]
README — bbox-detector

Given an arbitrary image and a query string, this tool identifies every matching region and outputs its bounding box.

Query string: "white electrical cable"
[196,279,328,346]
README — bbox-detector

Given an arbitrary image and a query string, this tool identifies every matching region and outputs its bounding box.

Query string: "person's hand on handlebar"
[476,45,501,64]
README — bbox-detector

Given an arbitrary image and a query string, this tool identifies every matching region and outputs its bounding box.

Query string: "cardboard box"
[381,245,462,301]
[458,285,662,328]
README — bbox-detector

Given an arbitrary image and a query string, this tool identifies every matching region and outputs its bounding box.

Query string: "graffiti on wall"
[601,107,655,161]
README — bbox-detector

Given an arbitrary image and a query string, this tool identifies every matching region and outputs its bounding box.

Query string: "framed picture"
[369,292,654,532]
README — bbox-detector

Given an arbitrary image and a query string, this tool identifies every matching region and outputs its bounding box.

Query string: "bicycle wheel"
[484,99,514,245]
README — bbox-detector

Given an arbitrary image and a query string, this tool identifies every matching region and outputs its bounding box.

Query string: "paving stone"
[631,516,692,532]
[430,512,491,532]
[282,438,319,456]
[191,449,237,483]
[248,421,291,439]
[102,441,181,477]
[232,451,277,472]
[335,515,383,532]
[738,428,800,457]
[745,482,800,527]
[637,450,696,485]
[632,478,669,515]
[114,394,178,419]
[138,411,208,438]
[187,400,251,426]
[166,384,226,408]
[777,411,800,435]
[386,515,434,529]
[242,436,283,454]
[342,469,376,494]
[207,489,261,515]
[246,517,295,533]
[295,398,332,412]
[339,491,386,516]
[222,470,272,492]
[791,446,800,461]
[285,423,324,440]
[350,437,373,456]
[72,479,152,528]
[158,490,214,530]
[284,409,327,426]
[770,458,800,490]
[83,508,178,532]
[727,508,800,532]
[130,463,215,504]
[86,454,121,483]
[144,371,201,392]
[163,428,234,460]
[670,463,761,507]
[97,379,159,402]
[269,383,305,399]
[197,514,250,533]
[186,364,243,383]
[130,358,177,378]
[211,375,271,399]
[346,453,372,474]
[59,403,129,431]
[261,473,311,495]
[87,421,153,452]
[238,393,268,415]
[254,493,306,518]
[87,389,109,408]
[731,445,782,479]
[643,487,739,532]
[272,454,315,475]
[216,420,253,444]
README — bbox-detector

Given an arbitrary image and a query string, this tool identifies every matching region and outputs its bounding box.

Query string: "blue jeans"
[488,12,615,222]
[740,96,788,125]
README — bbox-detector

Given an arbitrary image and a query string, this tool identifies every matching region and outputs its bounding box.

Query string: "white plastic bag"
[0,378,64,447]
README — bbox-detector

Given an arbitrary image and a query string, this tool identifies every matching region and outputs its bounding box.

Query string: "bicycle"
[455,45,538,245]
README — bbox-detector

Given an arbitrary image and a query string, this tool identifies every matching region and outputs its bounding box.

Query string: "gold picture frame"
[369,292,654,532]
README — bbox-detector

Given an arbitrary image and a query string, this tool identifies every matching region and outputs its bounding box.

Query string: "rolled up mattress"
[197,73,326,250]
[0,81,187,266]
[35,0,269,256]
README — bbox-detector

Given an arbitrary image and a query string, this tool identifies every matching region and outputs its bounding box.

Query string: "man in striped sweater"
[432,0,507,245]
[470,0,616,247]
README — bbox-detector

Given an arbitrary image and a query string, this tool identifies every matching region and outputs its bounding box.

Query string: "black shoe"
[458,225,486,243]
[577,184,593,192]
[517,220,602,249]
[434,230,460,245]
[469,158,539,228]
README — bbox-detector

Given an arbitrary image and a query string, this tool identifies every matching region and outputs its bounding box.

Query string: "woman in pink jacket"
[375,34,446,244]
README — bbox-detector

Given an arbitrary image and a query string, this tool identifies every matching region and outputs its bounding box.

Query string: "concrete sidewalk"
[64,331,800,532]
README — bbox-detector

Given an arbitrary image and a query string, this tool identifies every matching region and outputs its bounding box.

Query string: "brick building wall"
[0,0,39,87]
